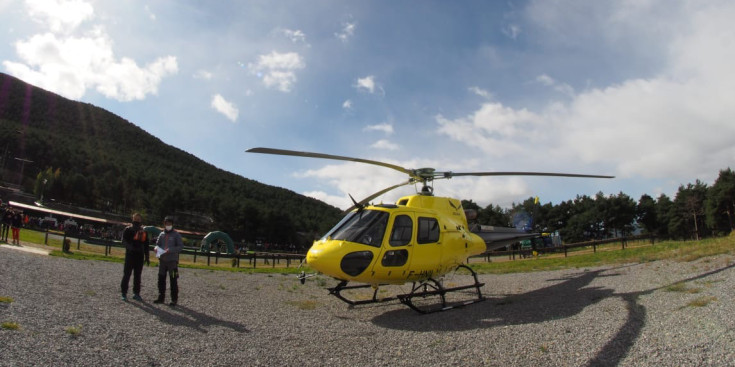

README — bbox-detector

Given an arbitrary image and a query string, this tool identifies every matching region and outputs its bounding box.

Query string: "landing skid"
[327,265,485,314]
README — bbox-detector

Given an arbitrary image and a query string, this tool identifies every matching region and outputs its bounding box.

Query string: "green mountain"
[0,72,342,246]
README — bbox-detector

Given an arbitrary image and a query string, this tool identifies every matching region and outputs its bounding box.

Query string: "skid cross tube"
[328,281,399,305]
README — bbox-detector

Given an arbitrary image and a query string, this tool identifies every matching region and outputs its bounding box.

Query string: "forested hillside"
[0,73,342,245]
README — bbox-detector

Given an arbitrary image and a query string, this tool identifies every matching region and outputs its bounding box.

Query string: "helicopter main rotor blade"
[446,172,615,179]
[343,179,414,213]
[247,147,413,176]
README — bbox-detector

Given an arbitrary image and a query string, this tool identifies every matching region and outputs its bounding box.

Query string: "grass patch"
[664,283,701,294]
[285,299,318,310]
[65,325,82,336]
[20,230,63,248]
[0,296,14,303]
[50,250,123,264]
[1,322,19,330]
[472,236,735,275]
[49,250,307,275]
[686,296,717,308]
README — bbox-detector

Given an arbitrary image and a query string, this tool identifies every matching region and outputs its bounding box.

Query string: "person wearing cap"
[153,216,184,306]
[120,213,150,302]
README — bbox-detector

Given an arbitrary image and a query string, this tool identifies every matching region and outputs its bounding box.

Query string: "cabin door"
[405,216,443,281]
[371,213,413,282]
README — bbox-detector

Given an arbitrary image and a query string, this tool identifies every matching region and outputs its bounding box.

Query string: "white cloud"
[335,22,356,42]
[469,86,492,99]
[25,0,94,33]
[4,30,178,101]
[355,75,375,93]
[536,74,574,96]
[363,123,393,135]
[502,24,521,40]
[438,0,735,185]
[3,1,177,102]
[436,103,541,157]
[370,139,400,151]
[211,94,239,122]
[355,75,384,95]
[248,51,305,92]
[342,99,352,109]
[302,191,349,210]
[280,28,307,44]
[297,161,411,210]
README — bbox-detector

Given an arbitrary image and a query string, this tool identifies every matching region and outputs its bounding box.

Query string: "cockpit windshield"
[320,210,389,247]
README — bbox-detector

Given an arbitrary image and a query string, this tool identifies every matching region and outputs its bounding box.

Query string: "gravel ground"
[1,244,735,367]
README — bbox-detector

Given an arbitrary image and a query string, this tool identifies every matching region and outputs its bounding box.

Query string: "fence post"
[564,245,568,257]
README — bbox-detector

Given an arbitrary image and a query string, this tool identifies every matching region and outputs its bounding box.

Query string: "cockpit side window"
[417,217,440,244]
[389,215,413,247]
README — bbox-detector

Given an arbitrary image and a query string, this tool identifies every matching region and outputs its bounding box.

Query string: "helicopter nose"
[306,241,374,278]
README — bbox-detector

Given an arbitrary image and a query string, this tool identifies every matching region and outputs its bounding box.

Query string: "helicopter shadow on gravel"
[372,262,735,367]
[372,267,623,333]
[130,301,249,334]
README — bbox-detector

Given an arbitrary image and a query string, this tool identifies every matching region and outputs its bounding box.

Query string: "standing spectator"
[120,213,150,302]
[154,216,184,306]
[10,209,22,245]
[1,207,11,242]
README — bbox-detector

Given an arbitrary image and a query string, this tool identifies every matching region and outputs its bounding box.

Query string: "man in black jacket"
[1,207,12,242]
[120,213,150,302]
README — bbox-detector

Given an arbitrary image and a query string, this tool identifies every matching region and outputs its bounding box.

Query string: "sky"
[1,0,734,211]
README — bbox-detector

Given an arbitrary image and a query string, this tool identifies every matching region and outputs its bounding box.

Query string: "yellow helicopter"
[247,147,613,313]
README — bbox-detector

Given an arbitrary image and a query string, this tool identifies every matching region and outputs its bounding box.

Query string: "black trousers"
[121,251,144,296]
[158,260,179,302]
[0,224,8,241]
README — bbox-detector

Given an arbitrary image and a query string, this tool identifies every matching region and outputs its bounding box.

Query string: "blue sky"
[2,0,734,210]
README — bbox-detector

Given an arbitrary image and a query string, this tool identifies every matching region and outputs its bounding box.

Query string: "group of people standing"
[1,206,25,245]
[120,213,184,306]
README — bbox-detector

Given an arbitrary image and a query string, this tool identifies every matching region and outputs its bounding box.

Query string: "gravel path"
[1,244,734,366]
